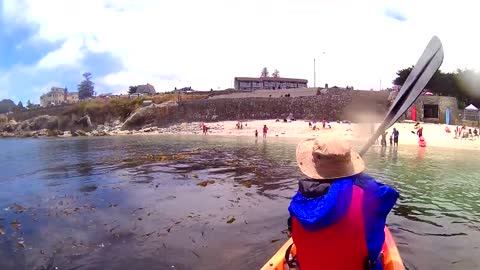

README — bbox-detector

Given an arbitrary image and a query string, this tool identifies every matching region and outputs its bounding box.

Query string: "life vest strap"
[285,243,299,268]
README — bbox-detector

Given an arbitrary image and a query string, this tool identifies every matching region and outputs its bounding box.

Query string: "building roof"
[234,77,308,83]
[136,83,156,94]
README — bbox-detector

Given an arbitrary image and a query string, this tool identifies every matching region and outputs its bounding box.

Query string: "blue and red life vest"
[288,174,399,270]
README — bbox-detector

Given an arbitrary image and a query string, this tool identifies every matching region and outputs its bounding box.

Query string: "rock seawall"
[2,89,389,136]
[121,89,388,130]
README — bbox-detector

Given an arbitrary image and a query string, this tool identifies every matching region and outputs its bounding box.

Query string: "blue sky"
[0,2,124,103]
[1,0,480,104]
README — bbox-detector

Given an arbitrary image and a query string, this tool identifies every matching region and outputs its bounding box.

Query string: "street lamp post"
[314,52,325,89]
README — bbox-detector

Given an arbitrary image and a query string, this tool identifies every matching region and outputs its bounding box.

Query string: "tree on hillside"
[0,99,16,113]
[272,69,280,78]
[17,101,24,109]
[128,86,138,95]
[78,72,95,100]
[26,100,33,109]
[392,67,413,86]
[393,67,480,108]
[261,67,269,77]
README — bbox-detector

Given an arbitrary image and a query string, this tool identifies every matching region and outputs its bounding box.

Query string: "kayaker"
[288,136,399,270]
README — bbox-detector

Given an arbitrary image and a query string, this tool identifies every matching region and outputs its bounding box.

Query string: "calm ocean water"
[0,135,479,270]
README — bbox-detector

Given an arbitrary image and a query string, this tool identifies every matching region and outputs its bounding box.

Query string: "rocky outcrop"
[121,101,177,130]
[75,115,93,129]
[1,120,18,133]
[14,115,59,131]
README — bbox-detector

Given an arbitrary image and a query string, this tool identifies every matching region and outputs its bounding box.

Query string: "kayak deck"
[261,226,404,270]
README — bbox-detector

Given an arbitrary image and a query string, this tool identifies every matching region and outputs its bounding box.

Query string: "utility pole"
[313,58,316,88]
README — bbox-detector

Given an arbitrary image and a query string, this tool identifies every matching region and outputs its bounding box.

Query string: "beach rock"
[141,125,160,132]
[73,130,88,136]
[33,129,49,137]
[49,129,63,137]
[0,132,15,138]
[60,131,72,137]
[19,132,33,138]
[91,130,109,136]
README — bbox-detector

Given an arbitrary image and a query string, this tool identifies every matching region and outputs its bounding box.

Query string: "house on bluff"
[234,76,308,91]
[40,87,79,107]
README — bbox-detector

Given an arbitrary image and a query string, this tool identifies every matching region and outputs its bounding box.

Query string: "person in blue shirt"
[392,128,399,147]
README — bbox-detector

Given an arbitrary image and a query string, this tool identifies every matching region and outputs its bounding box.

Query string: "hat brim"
[296,138,365,180]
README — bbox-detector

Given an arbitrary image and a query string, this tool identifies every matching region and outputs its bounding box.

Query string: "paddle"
[359,36,444,156]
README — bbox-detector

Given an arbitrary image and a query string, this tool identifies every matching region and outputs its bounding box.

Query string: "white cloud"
[31,81,63,94]
[3,0,480,92]
[37,37,85,69]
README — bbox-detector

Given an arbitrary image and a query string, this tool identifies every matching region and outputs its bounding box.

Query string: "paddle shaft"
[359,36,444,156]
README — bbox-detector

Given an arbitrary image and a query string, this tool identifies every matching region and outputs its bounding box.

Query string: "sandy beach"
[133,119,480,151]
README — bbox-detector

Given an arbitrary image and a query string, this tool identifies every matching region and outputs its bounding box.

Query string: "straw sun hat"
[296,137,365,180]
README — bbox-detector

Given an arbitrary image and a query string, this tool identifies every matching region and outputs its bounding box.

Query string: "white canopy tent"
[465,104,479,110]
[464,104,480,121]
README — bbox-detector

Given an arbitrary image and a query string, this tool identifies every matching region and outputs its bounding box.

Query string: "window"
[424,104,439,118]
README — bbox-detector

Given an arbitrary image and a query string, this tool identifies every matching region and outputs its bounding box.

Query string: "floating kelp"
[79,185,98,193]
[197,180,215,187]
[145,153,188,162]
[8,203,26,214]
[240,180,253,188]
[10,220,21,230]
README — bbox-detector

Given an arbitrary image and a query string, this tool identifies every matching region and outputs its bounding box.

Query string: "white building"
[40,87,79,107]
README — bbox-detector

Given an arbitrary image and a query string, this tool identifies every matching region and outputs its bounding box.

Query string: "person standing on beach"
[322,119,326,129]
[201,122,208,135]
[381,131,388,147]
[414,122,423,138]
[263,125,268,138]
[255,129,258,138]
[392,128,399,147]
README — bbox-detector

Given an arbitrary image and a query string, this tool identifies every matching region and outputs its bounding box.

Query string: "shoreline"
[4,119,478,151]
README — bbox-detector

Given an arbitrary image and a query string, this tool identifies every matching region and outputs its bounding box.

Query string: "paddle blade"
[359,36,444,156]
[388,36,444,128]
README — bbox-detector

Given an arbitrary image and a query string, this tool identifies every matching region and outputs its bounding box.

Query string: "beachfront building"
[234,77,308,91]
[390,90,459,124]
[40,87,79,107]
